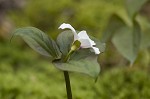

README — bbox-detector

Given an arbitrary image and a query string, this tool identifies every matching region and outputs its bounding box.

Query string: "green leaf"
[53,50,100,78]
[102,14,126,42]
[112,20,141,64]
[70,49,93,60]
[133,19,141,55]
[126,0,148,18]
[57,30,74,56]
[11,27,61,60]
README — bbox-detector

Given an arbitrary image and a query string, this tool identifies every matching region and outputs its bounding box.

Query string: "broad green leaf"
[133,19,141,55]
[11,27,61,60]
[57,30,74,57]
[102,14,126,42]
[126,0,148,18]
[112,20,141,64]
[53,50,100,78]
[70,49,94,60]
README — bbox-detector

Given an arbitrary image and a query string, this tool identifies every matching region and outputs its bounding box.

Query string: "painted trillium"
[59,23,100,54]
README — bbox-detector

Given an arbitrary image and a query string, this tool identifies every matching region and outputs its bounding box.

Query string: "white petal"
[58,23,79,40]
[59,23,76,32]
[89,39,96,46]
[78,31,96,46]
[78,31,89,39]
[91,47,100,54]
[79,39,92,48]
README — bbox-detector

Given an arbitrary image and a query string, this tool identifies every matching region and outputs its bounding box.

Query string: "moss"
[0,42,150,98]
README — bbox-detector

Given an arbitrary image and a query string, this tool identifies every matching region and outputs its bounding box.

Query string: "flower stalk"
[63,71,72,99]
[63,49,75,99]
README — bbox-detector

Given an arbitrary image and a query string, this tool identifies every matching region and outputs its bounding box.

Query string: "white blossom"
[59,23,100,54]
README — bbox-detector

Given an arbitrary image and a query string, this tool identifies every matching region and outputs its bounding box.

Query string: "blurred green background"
[0,0,150,99]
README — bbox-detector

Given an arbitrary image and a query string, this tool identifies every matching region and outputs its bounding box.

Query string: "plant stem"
[63,71,72,99]
[63,50,73,99]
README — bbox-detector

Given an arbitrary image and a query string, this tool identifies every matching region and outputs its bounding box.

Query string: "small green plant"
[102,0,150,65]
[9,0,150,98]
[11,23,105,99]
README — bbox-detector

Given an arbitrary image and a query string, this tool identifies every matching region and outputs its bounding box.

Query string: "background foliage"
[0,0,150,98]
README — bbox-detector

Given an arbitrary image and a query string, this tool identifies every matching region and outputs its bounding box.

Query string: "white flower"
[59,23,100,54]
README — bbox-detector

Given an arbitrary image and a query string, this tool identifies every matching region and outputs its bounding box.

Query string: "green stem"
[63,71,72,99]
[63,50,73,99]
[64,50,73,62]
